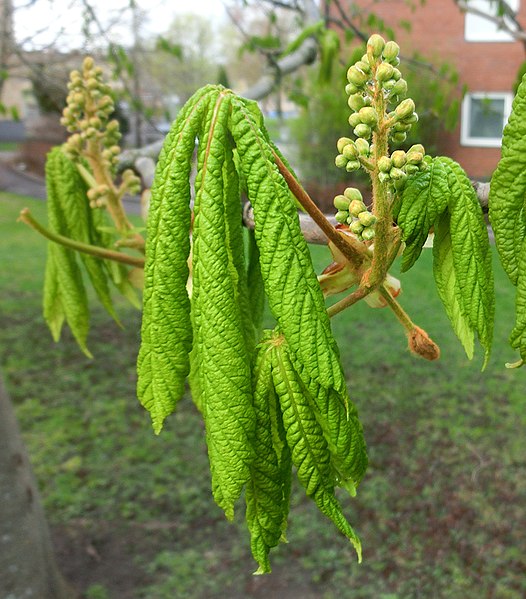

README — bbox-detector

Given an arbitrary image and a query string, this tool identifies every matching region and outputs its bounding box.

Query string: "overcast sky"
[14,0,228,50]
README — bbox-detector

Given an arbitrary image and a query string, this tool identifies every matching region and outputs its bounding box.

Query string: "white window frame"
[464,0,520,42]
[461,92,513,147]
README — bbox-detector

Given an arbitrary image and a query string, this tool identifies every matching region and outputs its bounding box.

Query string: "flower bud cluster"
[377,144,427,189]
[333,187,377,241]
[61,56,122,170]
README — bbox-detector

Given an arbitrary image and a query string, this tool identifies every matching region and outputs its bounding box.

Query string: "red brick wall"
[334,0,526,178]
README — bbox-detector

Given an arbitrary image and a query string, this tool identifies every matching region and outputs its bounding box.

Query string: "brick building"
[335,0,526,179]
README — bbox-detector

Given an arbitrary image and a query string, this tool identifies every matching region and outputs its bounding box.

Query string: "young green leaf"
[137,86,212,433]
[192,89,255,519]
[42,247,65,342]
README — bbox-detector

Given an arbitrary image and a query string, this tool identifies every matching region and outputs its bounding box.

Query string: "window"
[465,0,520,42]
[461,92,513,147]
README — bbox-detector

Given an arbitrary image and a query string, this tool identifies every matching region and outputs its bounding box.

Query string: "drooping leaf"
[395,158,449,271]
[441,157,495,365]
[489,73,526,286]
[42,247,64,342]
[137,86,212,433]
[432,211,475,359]
[271,338,362,561]
[509,235,526,363]
[192,89,255,519]
[229,96,345,393]
[247,229,265,335]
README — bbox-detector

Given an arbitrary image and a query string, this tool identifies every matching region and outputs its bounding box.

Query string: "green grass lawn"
[1,191,525,599]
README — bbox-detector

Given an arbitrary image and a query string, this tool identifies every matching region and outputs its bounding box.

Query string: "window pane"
[465,0,520,41]
[469,97,505,138]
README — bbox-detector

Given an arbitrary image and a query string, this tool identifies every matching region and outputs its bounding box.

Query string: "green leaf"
[192,90,255,519]
[229,96,345,393]
[441,157,495,366]
[432,211,475,360]
[396,158,449,272]
[247,229,265,335]
[42,249,65,342]
[137,86,212,433]
[44,149,92,357]
[271,339,362,561]
[489,73,526,286]
[509,235,526,362]
[246,335,290,574]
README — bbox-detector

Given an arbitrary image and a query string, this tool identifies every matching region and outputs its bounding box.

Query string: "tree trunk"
[0,373,75,599]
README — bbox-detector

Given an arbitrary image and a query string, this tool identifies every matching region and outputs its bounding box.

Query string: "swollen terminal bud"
[407,326,441,361]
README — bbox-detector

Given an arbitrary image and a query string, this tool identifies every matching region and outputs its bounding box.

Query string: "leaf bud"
[335,154,348,169]
[353,123,372,139]
[348,93,366,111]
[361,226,376,241]
[376,62,394,82]
[367,34,385,58]
[391,150,406,168]
[344,187,363,202]
[337,136,353,153]
[389,167,406,180]
[334,195,351,211]
[345,160,361,172]
[406,151,423,165]
[377,156,391,172]
[348,113,362,128]
[382,41,400,62]
[342,143,359,160]
[347,66,368,87]
[395,98,415,120]
[358,211,377,227]
[335,210,350,223]
[355,138,370,156]
[349,219,364,235]
[358,107,378,127]
[349,199,367,216]
[391,132,407,143]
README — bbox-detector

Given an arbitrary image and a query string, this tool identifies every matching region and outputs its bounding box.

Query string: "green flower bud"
[378,171,391,184]
[83,56,95,71]
[348,94,366,111]
[405,164,420,175]
[347,66,368,87]
[393,121,411,133]
[342,143,359,160]
[335,154,348,169]
[378,156,392,172]
[382,79,397,90]
[358,107,378,127]
[376,62,394,82]
[389,167,406,180]
[346,160,361,172]
[391,132,407,143]
[344,187,363,202]
[355,138,370,156]
[362,226,376,241]
[335,210,350,223]
[348,113,362,128]
[386,56,400,67]
[391,79,407,97]
[334,195,351,211]
[349,219,365,235]
[356,60,371,73]
[392,68,402,81]
[382,41,400,62]
[337,137,353,154]
[408,144,425,155]
[406,151,423,165]
[358,211,377,227]
[395,98,415,120]
[353,123,372,139]
[361,54,371,66]
[403,112,419,124]
[391,150,406,168]
[345,82,359,95]
[349,199,367,216]
[367,34,385,58]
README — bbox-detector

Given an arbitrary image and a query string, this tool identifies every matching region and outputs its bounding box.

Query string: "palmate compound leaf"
[395,156,494,364]
[137,85,212,433]
[489,74,526,365]
[191,89,255,519]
